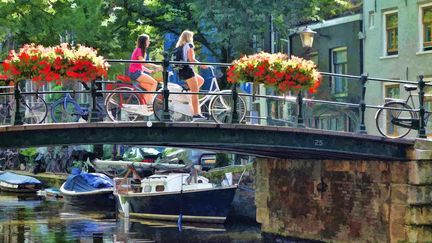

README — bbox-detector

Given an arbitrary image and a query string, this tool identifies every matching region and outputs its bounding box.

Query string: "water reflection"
[0,192,262,242]
[114,218,261,242]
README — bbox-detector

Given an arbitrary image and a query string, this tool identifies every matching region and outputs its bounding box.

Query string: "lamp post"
[296,26,316,128]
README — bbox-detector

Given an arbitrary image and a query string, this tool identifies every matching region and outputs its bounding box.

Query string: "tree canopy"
[0,0,356,63]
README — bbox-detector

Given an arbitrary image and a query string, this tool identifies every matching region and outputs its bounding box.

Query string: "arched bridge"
[0,123,414,160]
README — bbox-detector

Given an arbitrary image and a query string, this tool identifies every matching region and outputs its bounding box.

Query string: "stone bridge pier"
[254,139,432,242]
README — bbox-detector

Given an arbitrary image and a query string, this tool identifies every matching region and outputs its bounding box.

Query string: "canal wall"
[204,164,256,222]
[255,139,432,242]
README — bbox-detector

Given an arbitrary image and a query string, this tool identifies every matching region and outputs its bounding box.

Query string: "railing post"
[89,80,100,122]
[161,52,171,122]
[418,75,426,138]
[13,81,23,125]
[231,83,239,123]
[297,91,305,128]
[357,73,368,134]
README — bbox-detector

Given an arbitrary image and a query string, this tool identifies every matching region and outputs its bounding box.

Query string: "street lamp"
[299,26,316,48]
[296,26,316,128]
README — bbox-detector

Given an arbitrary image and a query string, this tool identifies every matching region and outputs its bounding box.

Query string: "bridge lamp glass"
[300,27,316,48]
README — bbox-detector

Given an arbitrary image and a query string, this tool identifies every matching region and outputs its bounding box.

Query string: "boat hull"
[60,185,115,209]
[0,182,42,193]
[116,186,237,223]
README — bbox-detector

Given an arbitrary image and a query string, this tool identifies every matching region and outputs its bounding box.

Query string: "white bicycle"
[105,67,247,123]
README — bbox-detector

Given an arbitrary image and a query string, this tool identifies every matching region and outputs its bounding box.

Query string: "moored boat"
[114,166,237,224]
[60,172,115,209]
[0,171,42,193]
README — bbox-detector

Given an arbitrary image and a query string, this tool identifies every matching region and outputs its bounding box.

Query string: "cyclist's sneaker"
[192,114,206,122]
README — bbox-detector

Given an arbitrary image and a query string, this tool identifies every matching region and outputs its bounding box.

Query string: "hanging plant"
[2,43,109,85]
[227,52,321,94]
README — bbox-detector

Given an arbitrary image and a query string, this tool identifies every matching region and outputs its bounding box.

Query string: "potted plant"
[227,52,321,94]
[1,43,109,86]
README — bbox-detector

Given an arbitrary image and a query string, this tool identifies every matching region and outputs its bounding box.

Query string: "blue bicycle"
[50,83,106,123]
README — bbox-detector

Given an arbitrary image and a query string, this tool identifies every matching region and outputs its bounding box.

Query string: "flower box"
[227,52,321,94]
[1,43,109,85]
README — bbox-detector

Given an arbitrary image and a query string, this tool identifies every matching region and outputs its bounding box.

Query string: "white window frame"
[331,47,348,97]
[418,2,432,53]
[369,11,375,29]
[422,76,432,136]
[382,9,399,57]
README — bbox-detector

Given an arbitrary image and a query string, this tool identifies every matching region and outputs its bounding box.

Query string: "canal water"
[0,192,262,242]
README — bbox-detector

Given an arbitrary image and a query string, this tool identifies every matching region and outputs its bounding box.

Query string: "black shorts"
[178,67,195,80]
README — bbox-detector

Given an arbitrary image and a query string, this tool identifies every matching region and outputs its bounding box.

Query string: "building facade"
[289,14,363,132]
[363,0,432,137]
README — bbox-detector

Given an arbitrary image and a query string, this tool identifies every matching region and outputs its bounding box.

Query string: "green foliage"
[20,147,38,165]
[215,153,231,168]
[72,160,84,168]
[20,147,38,158]
[46,84,63,103]
[0,0,354,65]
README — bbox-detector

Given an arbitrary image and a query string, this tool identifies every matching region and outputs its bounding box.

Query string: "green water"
[0,192,262,242]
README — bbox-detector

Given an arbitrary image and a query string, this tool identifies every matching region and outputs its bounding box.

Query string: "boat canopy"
[0,172,41,185]
[63,172,113,192]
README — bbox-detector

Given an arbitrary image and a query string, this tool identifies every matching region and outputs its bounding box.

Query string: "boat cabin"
[137,173,213,193]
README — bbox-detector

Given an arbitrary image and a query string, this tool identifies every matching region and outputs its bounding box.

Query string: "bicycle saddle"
[404,84,417,91]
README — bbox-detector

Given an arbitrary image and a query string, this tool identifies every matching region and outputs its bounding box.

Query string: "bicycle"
[105,67,247,123]
[0,83,48,125]
[50,82,106,123]
[375,84,422,138]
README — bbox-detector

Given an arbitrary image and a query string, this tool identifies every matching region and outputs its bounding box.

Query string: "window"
[331,47,348,96]
[310,52,318,67]
[155,185,165,192]
[384,83,400,102]
[316,113,352,132]
[383,83,400,136]
[384,11,398,56]
[421,5,432,51]
[252,34,264,53]
[144,185,152,192]
[369,11,375,29]
[423,77,432,135]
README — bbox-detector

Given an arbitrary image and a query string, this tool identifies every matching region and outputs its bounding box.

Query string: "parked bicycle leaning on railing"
[0,81,48,125]
[375,76,430,139]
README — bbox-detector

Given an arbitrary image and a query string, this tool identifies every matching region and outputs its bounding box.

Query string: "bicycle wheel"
[375,101,415,138]
[105,88,142,121]
[20,94,48,124]
[209,90,247,124]
[51,100,81,123]
[152,93,190,122]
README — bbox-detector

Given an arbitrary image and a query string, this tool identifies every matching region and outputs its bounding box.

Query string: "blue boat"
[0,171,43,193]
[60,171,115,209]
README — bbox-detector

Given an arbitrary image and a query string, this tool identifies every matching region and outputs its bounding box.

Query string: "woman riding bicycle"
[175,30,208,120]
[128,34,162,104]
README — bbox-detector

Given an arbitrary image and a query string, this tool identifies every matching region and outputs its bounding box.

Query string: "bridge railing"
[1,56,430,138]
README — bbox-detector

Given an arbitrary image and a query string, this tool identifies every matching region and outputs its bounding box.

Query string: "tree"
[103,0,355,62]
[0,0,355,63]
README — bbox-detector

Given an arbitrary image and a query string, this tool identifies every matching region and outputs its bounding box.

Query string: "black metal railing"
[1,56,430,139]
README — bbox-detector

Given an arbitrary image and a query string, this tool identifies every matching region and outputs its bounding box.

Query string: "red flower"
[228,52,320,93]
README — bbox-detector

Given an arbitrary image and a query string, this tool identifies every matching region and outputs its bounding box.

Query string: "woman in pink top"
[128,34,162,104]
